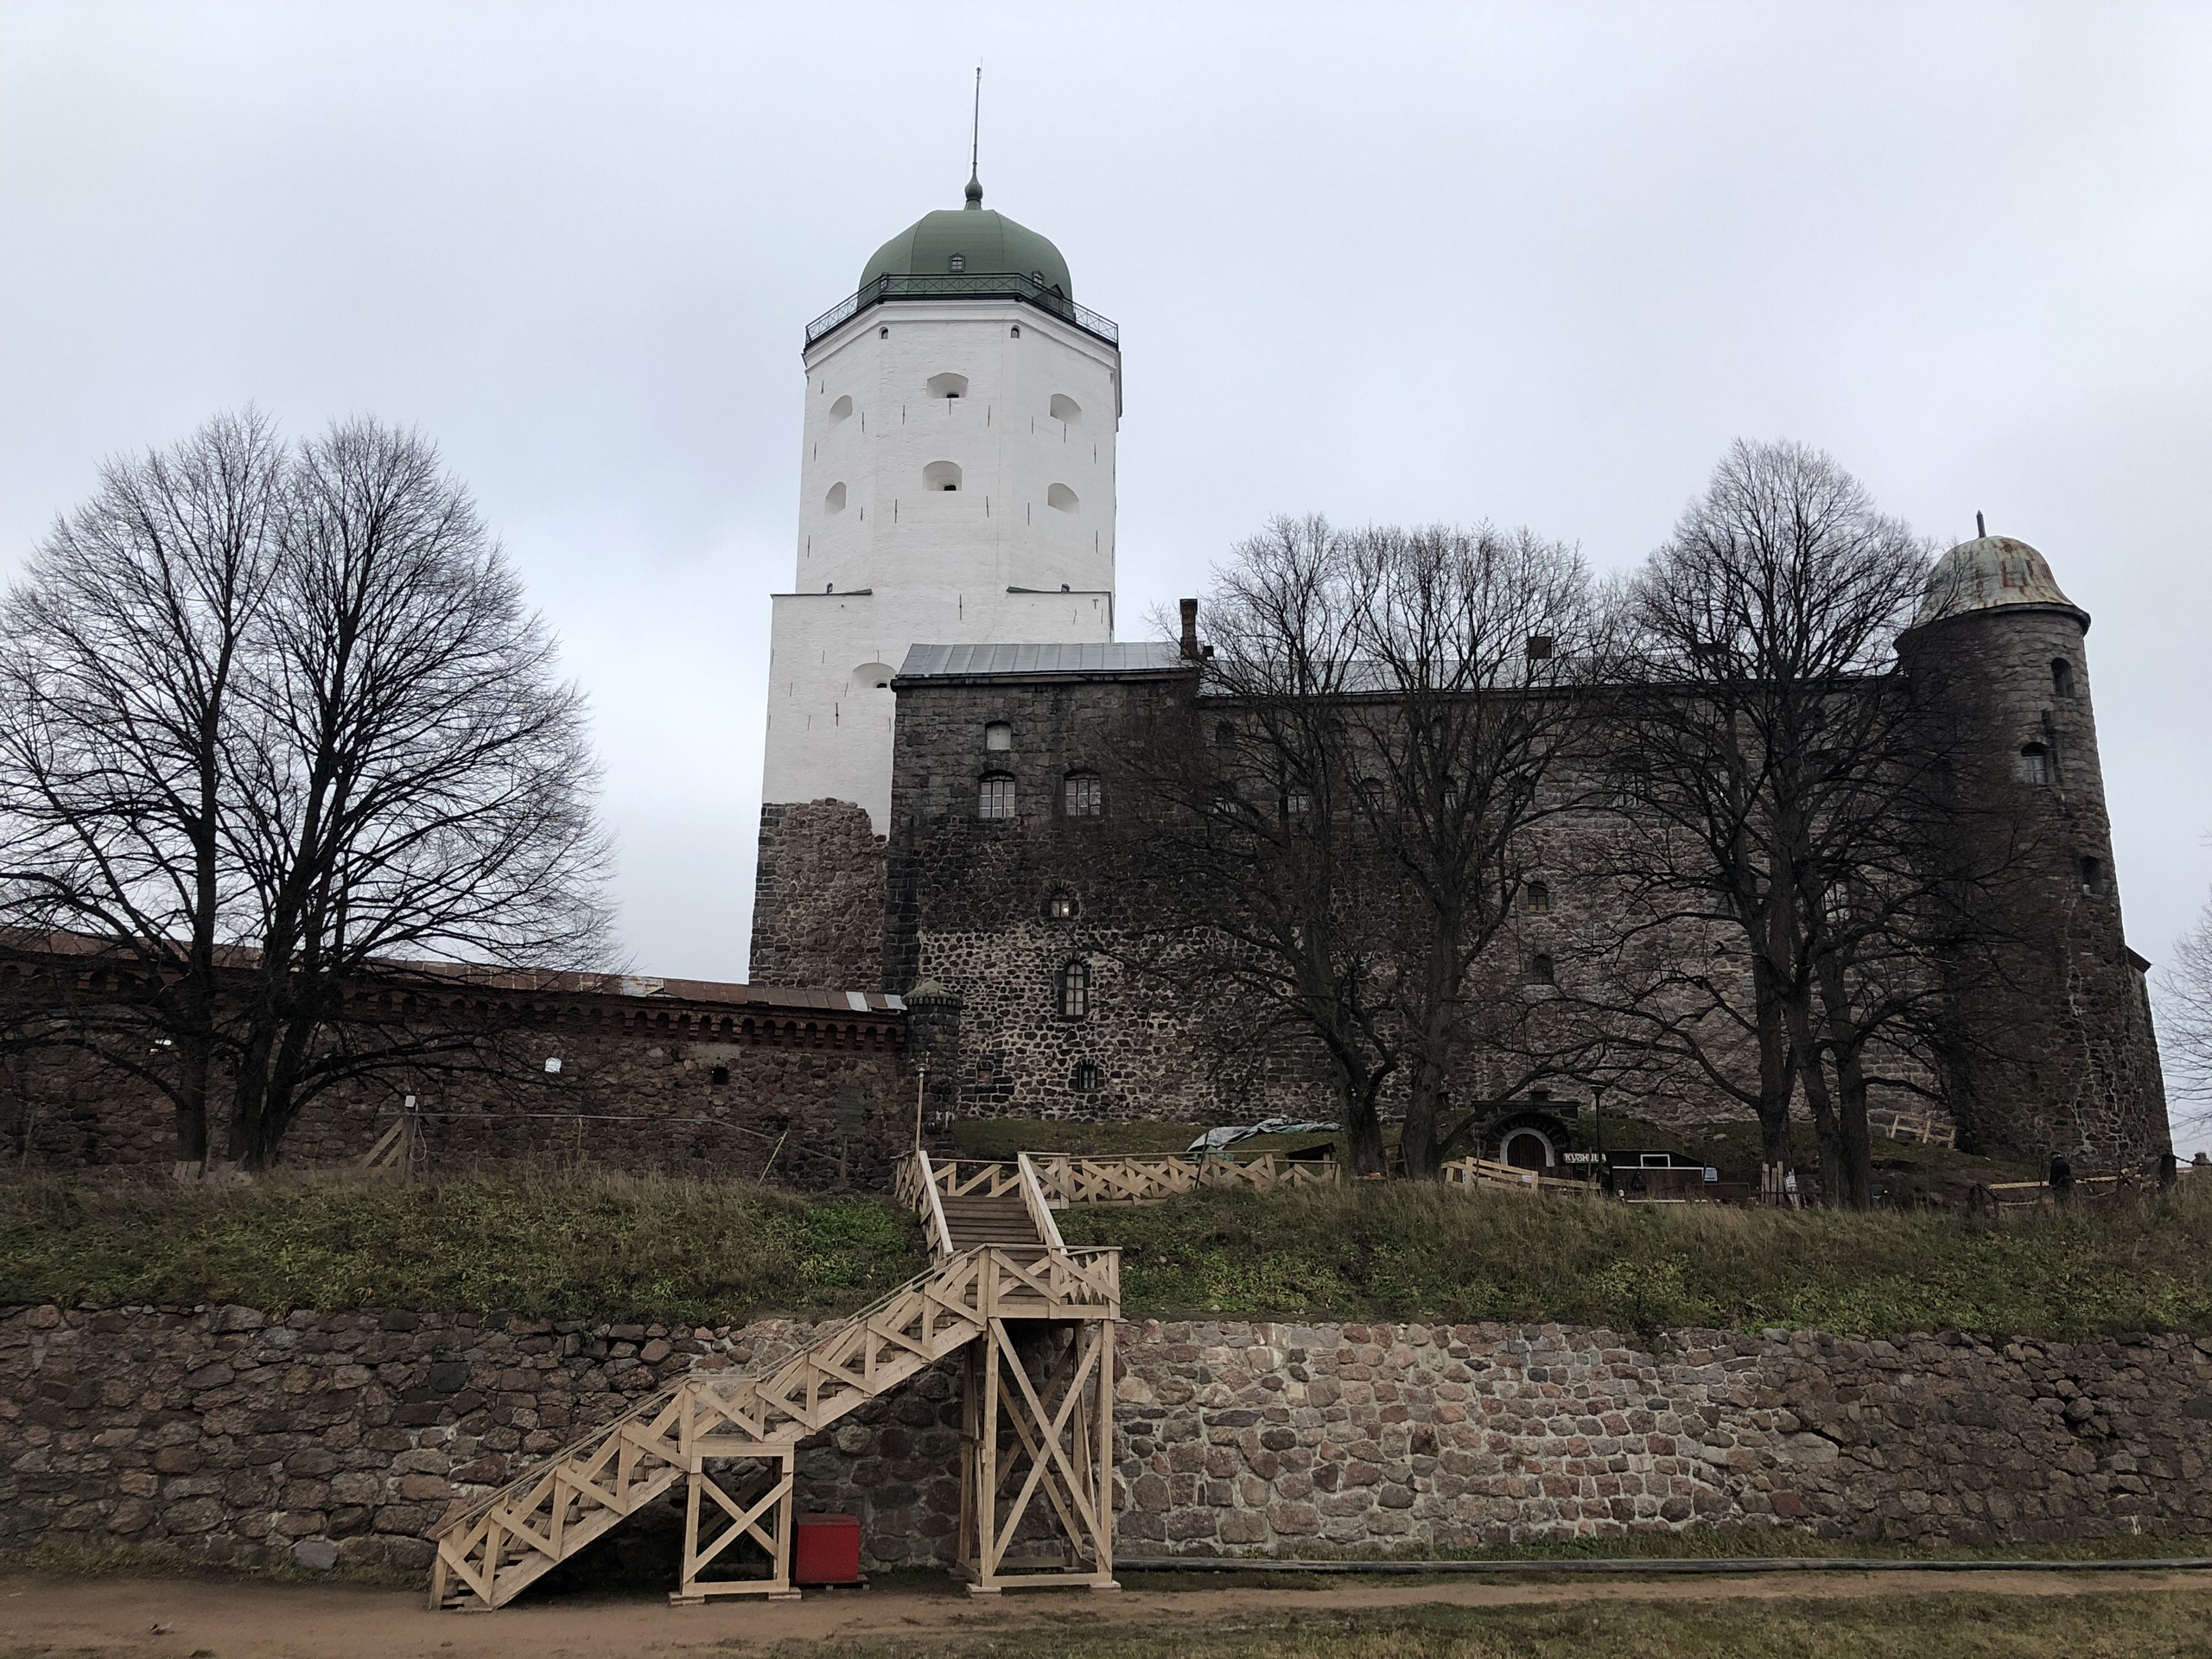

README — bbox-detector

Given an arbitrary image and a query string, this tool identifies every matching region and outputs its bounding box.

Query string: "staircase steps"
[938,1194,1046,1252]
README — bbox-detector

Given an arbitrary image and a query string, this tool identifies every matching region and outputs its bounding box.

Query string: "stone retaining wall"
[4,1304,2208,1580]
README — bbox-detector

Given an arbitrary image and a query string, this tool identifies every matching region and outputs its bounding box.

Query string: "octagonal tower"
[751,174,1122,986]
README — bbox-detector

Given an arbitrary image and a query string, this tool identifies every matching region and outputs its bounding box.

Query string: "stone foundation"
[5,1305,2208,1578]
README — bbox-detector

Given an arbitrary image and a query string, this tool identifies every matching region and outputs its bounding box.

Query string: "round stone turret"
[1900,530,2169,1171]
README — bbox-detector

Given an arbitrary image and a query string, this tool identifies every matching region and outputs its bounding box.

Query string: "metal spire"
[964,66,983,208]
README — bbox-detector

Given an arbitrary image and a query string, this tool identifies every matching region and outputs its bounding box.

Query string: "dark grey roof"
[898,642,1188,678]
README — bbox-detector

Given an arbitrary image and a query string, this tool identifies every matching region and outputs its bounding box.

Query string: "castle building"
[750,171,1122,988]
[753,181,2174,1175]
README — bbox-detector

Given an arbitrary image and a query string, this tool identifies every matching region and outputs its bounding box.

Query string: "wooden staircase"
[430,1150,1116,1609]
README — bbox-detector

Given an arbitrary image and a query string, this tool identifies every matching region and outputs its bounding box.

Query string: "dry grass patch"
[1058,1177,2212,1337]
[0,1170,926,1325]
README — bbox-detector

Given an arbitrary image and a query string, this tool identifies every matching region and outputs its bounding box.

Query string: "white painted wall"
[762,296,1122,829]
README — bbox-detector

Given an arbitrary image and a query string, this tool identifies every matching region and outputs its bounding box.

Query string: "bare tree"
[1104,517,1401,1174]
[1593,438,1936,1206]
[2158,889,2212,1146]
[219,418,616,1166]
[0,411,617,1171]
[1335,524,1602,1177]
[0,410,285,1165]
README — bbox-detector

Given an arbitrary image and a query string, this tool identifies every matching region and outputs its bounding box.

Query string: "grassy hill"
[5,1168,2208,1339]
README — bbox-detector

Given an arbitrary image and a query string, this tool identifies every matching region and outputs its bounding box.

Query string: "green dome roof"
[859,176,1074,299]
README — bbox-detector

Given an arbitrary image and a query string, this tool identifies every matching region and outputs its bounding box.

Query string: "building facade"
[751,181,2172,1176]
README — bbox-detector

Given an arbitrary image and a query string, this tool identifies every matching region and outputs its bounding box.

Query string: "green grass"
[1058,1178,2212,1338]
[9,1166,2210,1338]
[756,1592,2212,1658]
[0,1172,927,1327]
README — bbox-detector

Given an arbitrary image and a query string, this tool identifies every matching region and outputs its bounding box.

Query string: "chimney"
[1179,598,1200,661]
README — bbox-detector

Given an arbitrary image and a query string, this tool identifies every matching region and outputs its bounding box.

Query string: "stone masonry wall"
[886,668,1956,1142]
[6,1304,2209,1580]
[749,800,888,991]
[0,1003,910,1190]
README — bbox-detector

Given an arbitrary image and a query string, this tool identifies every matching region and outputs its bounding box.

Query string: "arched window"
[2080,856,2106,896]
[829,394,853,422]
[984,721,1012,751]
[978,773,1016,819]
[1070,1060,1102,1092]
[1064,771,1103,817]
[1057,960,1091,1020]
[824,481,847,514]
[852,661,895,692]
[1522,880,1551,915]
[2051,658,2075,698]
[1049,393,1081,425]
[2017,743,2052,785]
[947,253,965,272]
[1525,952,1555,986]
[927,372,969,399]
[924,460,963,492]
[1046,482,1079,514]
[1045,889,1077,921]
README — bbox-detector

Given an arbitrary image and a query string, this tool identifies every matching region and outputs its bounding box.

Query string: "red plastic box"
[792,1511,862,1586]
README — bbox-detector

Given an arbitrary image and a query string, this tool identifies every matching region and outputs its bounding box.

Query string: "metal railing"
[804,272,1120,348]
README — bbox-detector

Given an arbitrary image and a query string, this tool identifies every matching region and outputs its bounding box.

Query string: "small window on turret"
[949,253,965,272]
[2051,658,2075,698]
[2017,744,2052,785]
[2080,856,2106,896]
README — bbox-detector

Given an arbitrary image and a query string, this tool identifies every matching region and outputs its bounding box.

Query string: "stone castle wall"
[748,800,888,991]
[0,975,912,1189]
[884,671,1952,1143]
[8,1302,2208,1577]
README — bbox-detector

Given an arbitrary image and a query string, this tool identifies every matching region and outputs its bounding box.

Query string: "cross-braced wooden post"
[671,1449,799,1603]
[957,1316,1117,1594]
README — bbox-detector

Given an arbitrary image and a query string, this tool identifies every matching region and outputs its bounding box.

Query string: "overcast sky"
[4,1,2209,1137]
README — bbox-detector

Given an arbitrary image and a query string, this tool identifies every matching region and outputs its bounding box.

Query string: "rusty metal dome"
[1916,534,2085,627]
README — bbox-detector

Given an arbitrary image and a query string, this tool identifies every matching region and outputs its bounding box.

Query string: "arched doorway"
[1501,1127,1554,1170]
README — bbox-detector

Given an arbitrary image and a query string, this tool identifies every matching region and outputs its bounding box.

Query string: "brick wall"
[8,1304,2208,1580]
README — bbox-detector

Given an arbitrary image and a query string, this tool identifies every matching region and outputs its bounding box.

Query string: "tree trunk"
[1751,953,1799,1204]
[1785,982,1847,1206]
[1815,950,1876,1207]
[1339,1062,1389,1177]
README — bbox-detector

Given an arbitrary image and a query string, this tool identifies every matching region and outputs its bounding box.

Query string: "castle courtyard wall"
[7,1301,2207,1577]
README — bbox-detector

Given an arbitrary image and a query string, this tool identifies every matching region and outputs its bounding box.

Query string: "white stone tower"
[750,169,1122,985]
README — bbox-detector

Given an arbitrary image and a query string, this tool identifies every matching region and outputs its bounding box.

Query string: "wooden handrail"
[910,1149,958,1259]
[1016,1152,1068,1252]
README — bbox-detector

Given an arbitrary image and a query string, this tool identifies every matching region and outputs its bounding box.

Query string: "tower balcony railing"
[804,272,1120,350]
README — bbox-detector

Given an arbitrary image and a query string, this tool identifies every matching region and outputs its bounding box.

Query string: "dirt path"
[4,1568,2209,1656]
